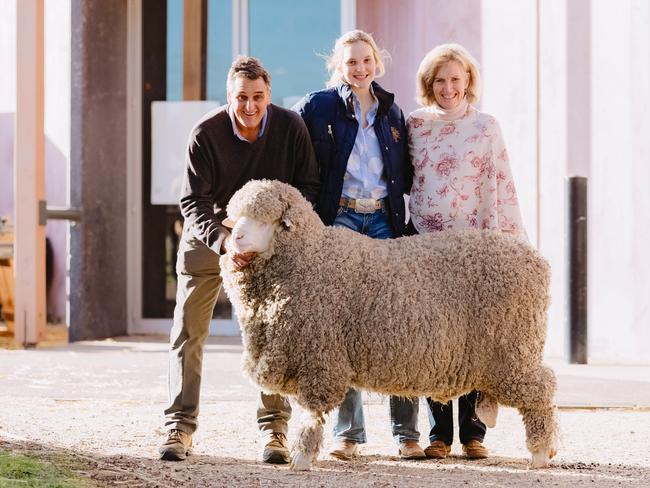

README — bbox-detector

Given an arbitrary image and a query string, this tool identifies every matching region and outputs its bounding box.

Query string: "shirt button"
[385,146,389,151]
[391,179,395,184]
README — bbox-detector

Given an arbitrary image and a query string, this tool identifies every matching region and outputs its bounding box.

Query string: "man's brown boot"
[262,432,290,464]
[159,429,192,461]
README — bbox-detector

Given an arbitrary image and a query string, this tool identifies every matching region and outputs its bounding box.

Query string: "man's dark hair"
[227,56,272,92]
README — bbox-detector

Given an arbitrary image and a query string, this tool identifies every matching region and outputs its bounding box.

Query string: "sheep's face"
[224,180,323,258]
[229,216,281,254]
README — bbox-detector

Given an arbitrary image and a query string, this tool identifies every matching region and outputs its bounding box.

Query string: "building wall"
[589,0,650,363]
[538,0,568,361]
[0,0,69,323]
[0,0,17,216]
[2,0,649,362]
[358,0,650,364]
[356,0,482,116]
[44,1,71,323]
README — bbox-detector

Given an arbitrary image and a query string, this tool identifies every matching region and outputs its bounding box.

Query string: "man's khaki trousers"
[164,229,291,434]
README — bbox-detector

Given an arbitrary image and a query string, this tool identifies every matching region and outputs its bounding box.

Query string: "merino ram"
[219,179,559,471]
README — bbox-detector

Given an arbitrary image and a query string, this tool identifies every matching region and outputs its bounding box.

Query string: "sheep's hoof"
[290,451,314,471]
[529,450,551,469]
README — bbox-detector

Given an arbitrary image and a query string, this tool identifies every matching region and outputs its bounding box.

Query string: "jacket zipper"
[327,124,337,149]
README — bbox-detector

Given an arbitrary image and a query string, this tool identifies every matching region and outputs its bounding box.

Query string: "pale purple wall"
[566,0,591,178]
[0,113,68,323]
[357,0,482,116]
[0,0,69,324]
[0,114,13,217]
[44,141,68,323]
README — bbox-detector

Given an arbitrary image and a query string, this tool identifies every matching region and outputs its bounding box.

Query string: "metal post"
[567,176,588,364]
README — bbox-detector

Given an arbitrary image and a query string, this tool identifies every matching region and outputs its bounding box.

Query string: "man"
[158,56,320,463]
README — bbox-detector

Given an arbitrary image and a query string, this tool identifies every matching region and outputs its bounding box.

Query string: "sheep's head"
[228,216,277,254]
[224,179,321,256]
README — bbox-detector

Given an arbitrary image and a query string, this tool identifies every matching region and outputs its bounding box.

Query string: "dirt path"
[2,399,649,487]
[1,339,649,487]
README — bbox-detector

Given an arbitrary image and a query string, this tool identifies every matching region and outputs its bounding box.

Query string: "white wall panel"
[590,0,650,363]
[538,0,568,360]
[480,0,538,246]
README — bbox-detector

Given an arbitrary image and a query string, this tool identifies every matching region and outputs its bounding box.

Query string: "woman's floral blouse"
[407,105,525,238]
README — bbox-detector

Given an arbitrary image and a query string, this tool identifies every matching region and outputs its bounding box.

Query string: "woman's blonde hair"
[416,43,481,107]
[325,30,390,87]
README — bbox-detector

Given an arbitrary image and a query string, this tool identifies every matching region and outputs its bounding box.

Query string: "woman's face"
[432,60,469,110]
[340,41,376,93]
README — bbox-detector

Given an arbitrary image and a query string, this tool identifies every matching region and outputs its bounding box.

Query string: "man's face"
[227,77,271,132]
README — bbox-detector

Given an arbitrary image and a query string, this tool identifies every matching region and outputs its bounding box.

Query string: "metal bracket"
[38,200,82,224]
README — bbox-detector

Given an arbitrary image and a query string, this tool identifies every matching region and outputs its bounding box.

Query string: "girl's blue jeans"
[331,205,420,444]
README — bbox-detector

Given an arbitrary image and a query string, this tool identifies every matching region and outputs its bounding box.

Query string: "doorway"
[127,0,350,335]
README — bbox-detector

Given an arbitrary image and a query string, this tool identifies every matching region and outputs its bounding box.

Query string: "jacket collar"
[336,81,394,119]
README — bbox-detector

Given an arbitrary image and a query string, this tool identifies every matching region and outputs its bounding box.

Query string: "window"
[248,0,340,106]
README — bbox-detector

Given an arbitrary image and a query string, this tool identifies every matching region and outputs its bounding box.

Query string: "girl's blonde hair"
[325,30,390,87]
[416,43,481,107]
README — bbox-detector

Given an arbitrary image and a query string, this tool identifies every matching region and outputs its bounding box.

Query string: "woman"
[294,30,424,461]
[407,43,526,460]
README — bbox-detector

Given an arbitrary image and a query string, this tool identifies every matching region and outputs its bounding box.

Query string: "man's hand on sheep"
[222,234,257,270]
[232,250,257,270]
[222,216,280,269]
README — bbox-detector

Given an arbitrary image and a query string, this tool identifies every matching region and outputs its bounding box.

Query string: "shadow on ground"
[2,438,649,488]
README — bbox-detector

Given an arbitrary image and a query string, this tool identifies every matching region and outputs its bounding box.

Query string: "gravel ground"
[1,338,649,487]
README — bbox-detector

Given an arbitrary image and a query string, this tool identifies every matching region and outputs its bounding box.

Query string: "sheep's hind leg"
[521,403,559,468]
[290,411,325,471]
[496,364,559,468]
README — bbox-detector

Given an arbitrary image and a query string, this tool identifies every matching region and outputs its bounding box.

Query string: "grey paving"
[1,336,648,408]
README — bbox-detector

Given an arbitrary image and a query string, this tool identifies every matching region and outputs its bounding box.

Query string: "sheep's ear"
[281,216,293,229]
[222,217,236,229]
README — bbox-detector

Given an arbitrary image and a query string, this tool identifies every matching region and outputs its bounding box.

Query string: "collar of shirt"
[227,104,268,142]
[350,86,379,128]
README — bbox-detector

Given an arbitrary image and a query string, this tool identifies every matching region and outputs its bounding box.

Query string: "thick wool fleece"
[220,180,559,454]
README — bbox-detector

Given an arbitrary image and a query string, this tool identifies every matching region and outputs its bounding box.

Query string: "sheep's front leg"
[289,358,350,470]
[290,411,325,471]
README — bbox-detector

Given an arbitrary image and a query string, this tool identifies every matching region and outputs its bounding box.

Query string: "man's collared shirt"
[228,104,268,142]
